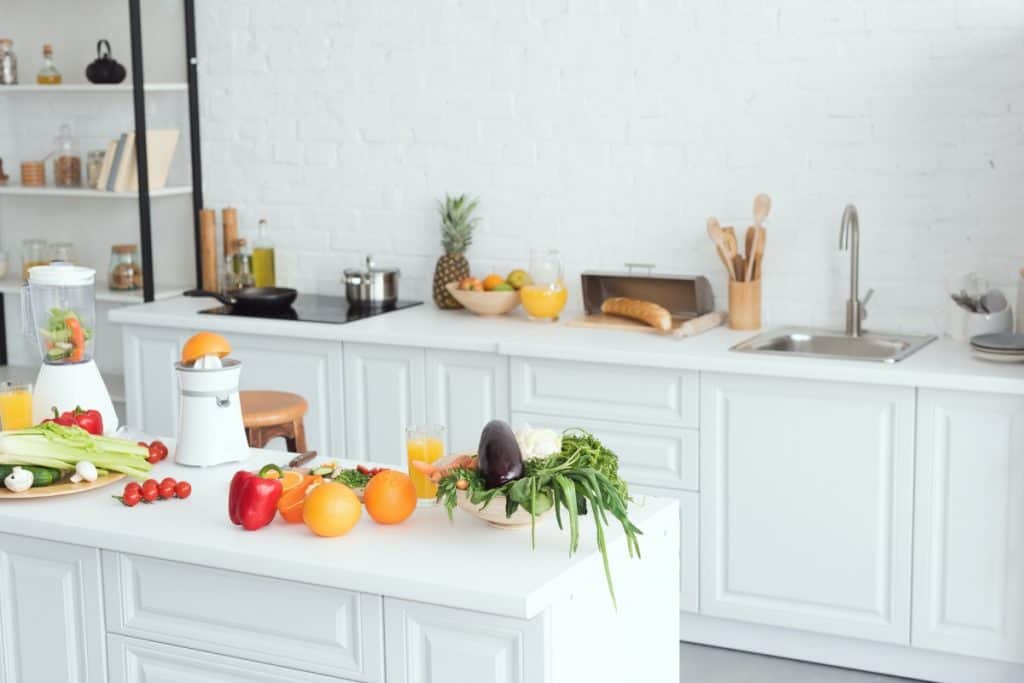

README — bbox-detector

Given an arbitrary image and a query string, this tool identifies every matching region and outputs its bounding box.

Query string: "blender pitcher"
[21,263,117,432]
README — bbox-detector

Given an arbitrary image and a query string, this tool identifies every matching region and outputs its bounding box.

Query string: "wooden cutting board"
[0,472,124,500]
[567,313,686,335]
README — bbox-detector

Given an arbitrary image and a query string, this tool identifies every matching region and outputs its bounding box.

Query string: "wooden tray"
[0,472,125,500]
[567,313,685,335]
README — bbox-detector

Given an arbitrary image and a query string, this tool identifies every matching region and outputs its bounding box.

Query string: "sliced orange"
[276,474,320,524]
[181,331,232,364]
[280,470,305,492]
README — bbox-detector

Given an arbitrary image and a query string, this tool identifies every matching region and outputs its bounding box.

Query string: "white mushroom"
[4,466,33,492]
[70,461,98,484]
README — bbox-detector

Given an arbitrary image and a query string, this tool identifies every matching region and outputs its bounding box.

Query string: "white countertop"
[0,451,677,620]
[109,296,1024,395]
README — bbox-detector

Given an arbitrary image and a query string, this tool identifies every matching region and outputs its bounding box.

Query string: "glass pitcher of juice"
[0,383,33,430]
[520,248,568,321]
[406,425,445,504]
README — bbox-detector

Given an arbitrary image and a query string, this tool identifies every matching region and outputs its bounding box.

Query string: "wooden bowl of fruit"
[446,274,523,316]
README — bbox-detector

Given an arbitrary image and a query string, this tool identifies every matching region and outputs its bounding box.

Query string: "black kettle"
[85,40,126,84]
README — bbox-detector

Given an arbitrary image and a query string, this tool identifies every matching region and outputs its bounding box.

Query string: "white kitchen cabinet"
[122,325,187,438]
[107,635,355,683]
[631,485,699,613]
[699,373,915,644]
[344,343,426,465]
[426,350,508,454]
[384,598,547,683]
[121,325,344,454]
[0,534,106,683]
[230,335,344,454]
[912,390,1024,663]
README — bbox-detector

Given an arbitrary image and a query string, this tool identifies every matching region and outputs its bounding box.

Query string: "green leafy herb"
[331,469,371,489]
[435,430,642,606]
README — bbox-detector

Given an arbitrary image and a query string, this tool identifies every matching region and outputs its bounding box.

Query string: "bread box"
[581,264,713,317]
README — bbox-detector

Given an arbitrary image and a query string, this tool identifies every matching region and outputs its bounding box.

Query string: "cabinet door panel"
[0,534,106,683]
[913,390,1024,662]
[631,486,699,613]
[122,326,185,436]
[699,373,914,643]
[107,635,353,683]
[511,413,697,491]
[344,344,425,465]
[230,334,344,454]
[426,351,508,454]
[384,598,545,683]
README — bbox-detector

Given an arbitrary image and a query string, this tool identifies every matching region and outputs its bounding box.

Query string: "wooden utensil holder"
[728,279,761,330]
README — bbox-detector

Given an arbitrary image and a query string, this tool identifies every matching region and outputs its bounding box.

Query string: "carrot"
[66,317,85,361]
[410,460,439,477]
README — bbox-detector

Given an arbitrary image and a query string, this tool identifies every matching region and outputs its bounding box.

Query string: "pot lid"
[343,254,400,277]
[28,263,96,287]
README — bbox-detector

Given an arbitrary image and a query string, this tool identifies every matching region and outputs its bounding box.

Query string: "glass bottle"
[0,39,17,85]
[251,219,276,287]
[53,124,81,187]
[36,43,61,85]
[21,239,48,280]
[50,241,75,264]
[231,239,254,289]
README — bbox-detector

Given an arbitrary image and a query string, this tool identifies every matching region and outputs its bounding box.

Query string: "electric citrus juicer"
[22,263,118,433]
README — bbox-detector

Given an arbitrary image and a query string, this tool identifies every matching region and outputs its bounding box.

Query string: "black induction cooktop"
[200,295,422,324]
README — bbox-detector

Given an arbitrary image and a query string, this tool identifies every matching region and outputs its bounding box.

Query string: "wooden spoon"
[706,218,736,280]
[753,193,772,228]
[753,227,766,280]
[722,227,740,280]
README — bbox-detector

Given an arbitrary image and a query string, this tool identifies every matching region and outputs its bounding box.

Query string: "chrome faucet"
[838,204,873,337]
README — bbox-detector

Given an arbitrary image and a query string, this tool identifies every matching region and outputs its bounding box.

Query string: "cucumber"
[0,465,62,487]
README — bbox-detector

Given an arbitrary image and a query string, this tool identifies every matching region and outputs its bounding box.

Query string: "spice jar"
[53,123,81,187]
[22,239,47,280]
[0,39,16,85]
[50,242,75,264]
[108,244,142,291]
[86,150,105,189]
[20,161,45,187]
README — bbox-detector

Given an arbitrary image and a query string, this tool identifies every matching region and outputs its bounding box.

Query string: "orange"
[277,475,319,524]
[482,274,505,291]
[363,470,417,525]
[280,470,305,492]
[181,331,232,365]
[303,482,362,537]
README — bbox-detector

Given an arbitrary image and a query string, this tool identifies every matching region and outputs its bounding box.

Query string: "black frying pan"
[184,287,298,313]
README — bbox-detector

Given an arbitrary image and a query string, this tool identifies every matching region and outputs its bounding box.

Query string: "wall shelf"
[0,83,187,93]
[0,279,186,304]
[0,185,192,199]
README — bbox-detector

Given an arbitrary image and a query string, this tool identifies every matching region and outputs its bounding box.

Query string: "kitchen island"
[0,452,680,683]
[108,296,1024,683]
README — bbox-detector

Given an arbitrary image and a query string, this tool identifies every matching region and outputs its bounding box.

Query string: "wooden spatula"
[706,217,736,280]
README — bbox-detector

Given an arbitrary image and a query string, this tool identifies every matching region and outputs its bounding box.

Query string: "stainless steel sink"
[731,327,936,363]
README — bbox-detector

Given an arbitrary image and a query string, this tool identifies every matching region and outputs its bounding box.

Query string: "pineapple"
[432,194,479,309]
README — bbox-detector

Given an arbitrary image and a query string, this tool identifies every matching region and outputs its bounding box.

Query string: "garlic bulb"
[4,466,33,493]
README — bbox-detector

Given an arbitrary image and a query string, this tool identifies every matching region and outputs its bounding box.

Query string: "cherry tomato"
[158,483,175,499]
[149,441,169,460]
[146,453,160,464]
[141,487,158,503]
[174,481,192,499]
[119,490,141,507]
[160,477,176,489]
[124,482,141,496]
[141,479,158,495]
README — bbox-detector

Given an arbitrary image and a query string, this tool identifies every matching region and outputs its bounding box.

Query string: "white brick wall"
[197,0,1024,333]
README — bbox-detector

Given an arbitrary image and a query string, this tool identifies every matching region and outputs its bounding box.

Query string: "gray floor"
[680,643,927,683]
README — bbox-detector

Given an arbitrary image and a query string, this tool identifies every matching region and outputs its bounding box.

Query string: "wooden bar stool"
[240,391,308,453]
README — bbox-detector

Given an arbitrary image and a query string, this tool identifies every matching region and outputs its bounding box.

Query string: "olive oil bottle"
[251,218,275,287]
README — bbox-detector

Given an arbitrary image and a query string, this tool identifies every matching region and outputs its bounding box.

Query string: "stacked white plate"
[970,332,1024,363]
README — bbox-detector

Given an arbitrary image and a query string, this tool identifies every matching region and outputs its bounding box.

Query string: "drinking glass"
[406,424,446,504]
[521,249,568,322]
[0,383,33,430]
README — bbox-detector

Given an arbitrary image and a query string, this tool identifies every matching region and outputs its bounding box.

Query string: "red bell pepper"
[41,407,76,428]
[228,470,282,531]
[43,406,103,435]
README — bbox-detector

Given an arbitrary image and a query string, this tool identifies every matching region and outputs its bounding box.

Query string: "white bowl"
[455,489,551,528]
[445,282,520,316]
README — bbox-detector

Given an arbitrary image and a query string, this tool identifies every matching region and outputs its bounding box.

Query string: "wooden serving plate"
[0,472,125,500]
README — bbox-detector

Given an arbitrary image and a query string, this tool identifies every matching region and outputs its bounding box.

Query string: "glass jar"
[50,241,75,264]
[22,238,48,280]
[53,124,81,187]
[86,150,105,189]
[36,43,61,85]
[108,244,142,291]
[0,39,17,85]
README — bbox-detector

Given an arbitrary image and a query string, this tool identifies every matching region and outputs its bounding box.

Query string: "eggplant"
[477,420,524,489]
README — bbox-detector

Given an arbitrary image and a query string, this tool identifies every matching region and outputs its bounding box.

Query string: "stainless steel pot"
[344,254,399,305]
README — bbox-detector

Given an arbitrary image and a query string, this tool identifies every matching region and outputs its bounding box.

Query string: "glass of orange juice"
[521,248,567,322]
[406,424,446,504]
[0,383,33,431]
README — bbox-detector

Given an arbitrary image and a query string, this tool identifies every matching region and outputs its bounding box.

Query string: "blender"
[22,263,118,433]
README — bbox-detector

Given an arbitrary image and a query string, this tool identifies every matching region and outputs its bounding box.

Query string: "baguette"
[600,297,672,331]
